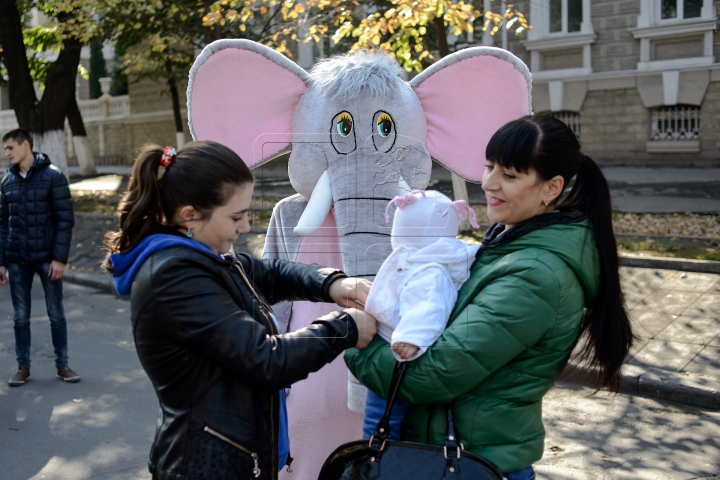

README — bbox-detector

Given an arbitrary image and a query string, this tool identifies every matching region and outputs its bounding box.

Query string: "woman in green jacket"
[345,115,634,480]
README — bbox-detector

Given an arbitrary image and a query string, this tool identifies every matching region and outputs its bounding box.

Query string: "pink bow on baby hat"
[384,190,427,223]
[450,200,480,229]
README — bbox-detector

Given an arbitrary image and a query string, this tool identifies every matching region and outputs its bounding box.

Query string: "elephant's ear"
[410,47,531,183]
[187,39,310,168]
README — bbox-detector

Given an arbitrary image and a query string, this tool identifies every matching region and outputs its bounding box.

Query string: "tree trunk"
[433,15,470,230]
[165,61,186,148]
[0,2,83,177]
[0,0,40,129]
[433,16,450,59]
[67,99,97,176]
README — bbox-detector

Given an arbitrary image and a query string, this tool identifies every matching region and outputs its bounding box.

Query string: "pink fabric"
[384,190,427,222]
[414,56,530,182]
[450,200,480,229]
[189,48,307,167]
[282,210,364,479]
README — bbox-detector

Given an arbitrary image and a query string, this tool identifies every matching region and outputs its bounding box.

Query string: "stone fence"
[0,78,188,170]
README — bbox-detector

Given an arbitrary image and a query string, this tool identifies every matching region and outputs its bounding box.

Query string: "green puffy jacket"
[345,212,599,473]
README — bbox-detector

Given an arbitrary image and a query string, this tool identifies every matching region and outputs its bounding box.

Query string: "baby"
[362,190,480,439]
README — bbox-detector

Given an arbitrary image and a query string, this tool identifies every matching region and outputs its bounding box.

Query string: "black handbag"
[318,361,506,480]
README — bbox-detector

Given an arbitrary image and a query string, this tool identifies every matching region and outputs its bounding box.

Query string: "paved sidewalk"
[617,267,720,408]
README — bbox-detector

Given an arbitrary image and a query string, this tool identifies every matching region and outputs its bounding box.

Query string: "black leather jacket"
[130,244,357,480]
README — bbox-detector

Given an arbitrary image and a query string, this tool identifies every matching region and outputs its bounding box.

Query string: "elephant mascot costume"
[187,39,531,478]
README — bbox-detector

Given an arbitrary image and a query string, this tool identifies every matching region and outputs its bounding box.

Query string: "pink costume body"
[281,211,364,479]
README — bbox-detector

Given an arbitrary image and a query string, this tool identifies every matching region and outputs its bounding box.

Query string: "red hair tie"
[160,146,176,168]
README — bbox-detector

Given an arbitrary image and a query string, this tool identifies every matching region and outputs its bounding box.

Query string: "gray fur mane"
[309,50,405,99]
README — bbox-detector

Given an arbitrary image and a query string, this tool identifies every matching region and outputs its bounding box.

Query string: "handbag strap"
[372,361,408,440]
[444,405,462,459]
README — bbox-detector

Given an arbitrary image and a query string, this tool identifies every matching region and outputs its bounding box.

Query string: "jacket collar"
[10,152,51,179]
[480,210,587,253]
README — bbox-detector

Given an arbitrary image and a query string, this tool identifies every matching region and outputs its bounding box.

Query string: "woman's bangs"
[485,119,538,174]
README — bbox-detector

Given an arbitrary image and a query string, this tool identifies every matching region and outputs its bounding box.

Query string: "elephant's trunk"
[328,147,399,278]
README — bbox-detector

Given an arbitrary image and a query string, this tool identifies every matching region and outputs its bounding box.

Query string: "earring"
[543,201,549,206]
[186,226,193,238]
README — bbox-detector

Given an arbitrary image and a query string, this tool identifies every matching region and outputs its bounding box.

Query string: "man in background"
[1,128,78,386]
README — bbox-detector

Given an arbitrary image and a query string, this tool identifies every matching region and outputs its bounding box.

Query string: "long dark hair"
[486,114,634,392]
[102,141,253,272]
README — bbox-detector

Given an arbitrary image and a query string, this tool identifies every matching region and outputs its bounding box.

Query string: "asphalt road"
[0,280,718,479]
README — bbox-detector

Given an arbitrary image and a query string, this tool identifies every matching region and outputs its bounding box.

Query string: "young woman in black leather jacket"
[103,141,376,480]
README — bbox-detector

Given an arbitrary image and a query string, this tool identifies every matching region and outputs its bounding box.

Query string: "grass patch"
[611,239,719,261]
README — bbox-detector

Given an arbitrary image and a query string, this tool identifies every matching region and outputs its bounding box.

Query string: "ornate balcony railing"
[0,94,130,132]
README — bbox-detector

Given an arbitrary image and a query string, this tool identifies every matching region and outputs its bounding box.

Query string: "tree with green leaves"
[0,0,99,175]
[99,0,336,147]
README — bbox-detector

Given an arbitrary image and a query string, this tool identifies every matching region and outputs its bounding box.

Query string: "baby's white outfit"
[365,237,479,361]
[364,189,480,362]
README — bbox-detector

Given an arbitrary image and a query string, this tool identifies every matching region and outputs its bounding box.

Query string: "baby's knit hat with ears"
[385,190,479,249]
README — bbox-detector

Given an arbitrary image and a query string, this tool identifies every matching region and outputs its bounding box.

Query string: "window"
[632,0,716,70]
[523,0,595,79]
[661,0,703,20]
[650,106,700,140]
[549,111,581,139]
[550,0,583,33]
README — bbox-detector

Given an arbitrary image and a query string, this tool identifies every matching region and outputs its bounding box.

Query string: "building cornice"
[522,33,597,51]
[629,19,717,39]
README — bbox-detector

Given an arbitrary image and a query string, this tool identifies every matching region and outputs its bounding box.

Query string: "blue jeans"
[363,388,410,440]
[9,263,68,368]
[504,466,535,480]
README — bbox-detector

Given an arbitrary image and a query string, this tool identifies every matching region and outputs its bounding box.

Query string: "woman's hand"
[344,308,377,349]
[329,277,373,309]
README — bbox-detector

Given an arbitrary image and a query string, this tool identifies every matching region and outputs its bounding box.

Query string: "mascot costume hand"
[187,40,531,478]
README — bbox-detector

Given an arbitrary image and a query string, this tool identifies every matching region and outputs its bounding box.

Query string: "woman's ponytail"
[559,154,635,392]
[103,145,165,272]
[102,141,254,273]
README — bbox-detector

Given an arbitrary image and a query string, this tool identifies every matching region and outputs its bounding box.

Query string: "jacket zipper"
[203,426,261,478]
[234,262,279,479]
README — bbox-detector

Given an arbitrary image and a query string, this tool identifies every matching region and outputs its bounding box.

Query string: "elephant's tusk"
[399,176,412,195]
[294,170,333,237]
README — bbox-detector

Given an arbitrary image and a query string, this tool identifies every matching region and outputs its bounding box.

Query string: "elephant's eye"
[372,111,397,153]
[337,113,353,137]
[330,111,356,155]
[377,113,393,137]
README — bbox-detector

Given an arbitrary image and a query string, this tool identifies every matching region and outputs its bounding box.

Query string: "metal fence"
[650,106,701,141]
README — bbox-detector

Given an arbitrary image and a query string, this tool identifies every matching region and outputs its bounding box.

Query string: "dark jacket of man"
[0,152,74,266]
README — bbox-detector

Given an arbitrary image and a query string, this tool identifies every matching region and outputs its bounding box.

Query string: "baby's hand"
[392,342,420,360]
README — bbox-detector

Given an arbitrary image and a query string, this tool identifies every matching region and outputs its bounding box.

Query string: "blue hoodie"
[109,233,220,296]
[109,233,290,471]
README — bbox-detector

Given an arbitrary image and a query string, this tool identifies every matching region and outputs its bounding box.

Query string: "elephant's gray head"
[286,52,431,275]
[187,40,532,276]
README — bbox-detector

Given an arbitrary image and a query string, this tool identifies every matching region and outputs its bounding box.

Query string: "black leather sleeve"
[147,254,357,393]
[239,253,347,305]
